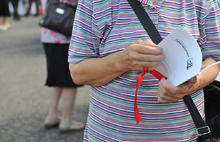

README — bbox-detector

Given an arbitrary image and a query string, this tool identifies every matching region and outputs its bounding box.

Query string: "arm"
[69,40,165,86]
[69,51,125,87]
[157,57,220,103]
[157,0,220,103]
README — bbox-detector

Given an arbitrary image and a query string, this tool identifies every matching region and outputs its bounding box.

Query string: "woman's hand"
[118,39,165,72]
[157,77,197,103]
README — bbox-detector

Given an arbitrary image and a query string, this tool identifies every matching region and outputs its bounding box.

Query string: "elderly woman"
[68,0,220,141]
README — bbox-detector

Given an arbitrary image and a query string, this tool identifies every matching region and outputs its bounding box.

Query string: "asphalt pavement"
[0,16,91,142]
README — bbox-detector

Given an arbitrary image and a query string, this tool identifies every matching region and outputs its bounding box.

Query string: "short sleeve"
[200,0,220,62]
[68,0,112,63]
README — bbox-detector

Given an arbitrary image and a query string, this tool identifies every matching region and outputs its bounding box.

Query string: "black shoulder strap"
[127,0,212,139]
[127,0,162,44]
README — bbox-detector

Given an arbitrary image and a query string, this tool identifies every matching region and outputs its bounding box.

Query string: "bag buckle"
[196,126,211,136]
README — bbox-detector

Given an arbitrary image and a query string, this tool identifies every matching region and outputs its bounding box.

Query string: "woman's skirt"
[43,43,83,88]
[0,0,10,17]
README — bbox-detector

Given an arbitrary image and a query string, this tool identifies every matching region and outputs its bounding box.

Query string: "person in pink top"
[41,0,84,132]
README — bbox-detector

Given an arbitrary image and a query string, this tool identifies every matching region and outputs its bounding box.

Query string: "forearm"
[69,40,165,86]
[69,51,126,86]
[194,58,220,90]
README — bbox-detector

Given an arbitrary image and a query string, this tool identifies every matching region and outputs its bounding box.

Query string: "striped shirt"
[68,0,220,141]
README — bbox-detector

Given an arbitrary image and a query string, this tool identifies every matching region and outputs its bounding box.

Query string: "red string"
[134,67,167,124]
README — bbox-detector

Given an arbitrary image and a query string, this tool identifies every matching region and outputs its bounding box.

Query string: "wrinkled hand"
[119,39,165,72]
[157,77,197,103]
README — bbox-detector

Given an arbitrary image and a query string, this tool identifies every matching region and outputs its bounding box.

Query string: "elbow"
[69,63,84,85]
[69,63,109,87]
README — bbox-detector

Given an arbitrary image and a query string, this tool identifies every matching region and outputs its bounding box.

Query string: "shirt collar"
[137,0,163,8]
[137,0,152,6]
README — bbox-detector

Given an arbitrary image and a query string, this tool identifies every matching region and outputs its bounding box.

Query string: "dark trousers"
[25,0,39,16]
[9,0,20,20]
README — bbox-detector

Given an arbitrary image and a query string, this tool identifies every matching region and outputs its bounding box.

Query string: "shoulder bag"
[39,0,76,37]
[127,0,220,141]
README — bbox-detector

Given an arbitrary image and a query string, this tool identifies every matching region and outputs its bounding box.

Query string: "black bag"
[197,81,220,141]
[39,0,76,37]
[204,81,220,124]
[127,0,220,141]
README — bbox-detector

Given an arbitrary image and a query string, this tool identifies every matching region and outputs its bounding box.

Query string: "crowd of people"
[0,0,40,31]
[1,0,220,141]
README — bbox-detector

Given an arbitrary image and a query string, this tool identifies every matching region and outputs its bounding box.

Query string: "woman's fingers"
[120,40,165,71]
[157,78,180,103]
[130,42,163,55]
[157,77,197,103]
[134,39,143,44]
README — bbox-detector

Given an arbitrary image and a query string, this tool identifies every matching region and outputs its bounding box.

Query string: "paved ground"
[0,16,91,142]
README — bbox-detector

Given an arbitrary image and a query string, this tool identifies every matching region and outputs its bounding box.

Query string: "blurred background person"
[0,0,11,31]
[41,0,85,132]
[9,0,20,21]
[24,0,39,16]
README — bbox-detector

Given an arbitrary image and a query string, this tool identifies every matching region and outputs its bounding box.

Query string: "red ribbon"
[135,67,167,124]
